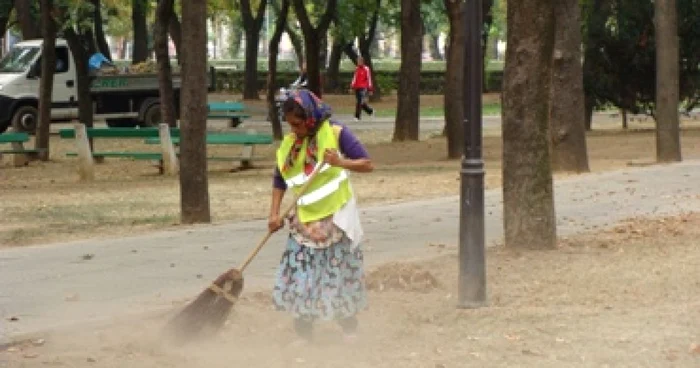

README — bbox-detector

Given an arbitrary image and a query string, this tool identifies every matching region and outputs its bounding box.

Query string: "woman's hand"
[268,214,284,233]
[324,148,344,167]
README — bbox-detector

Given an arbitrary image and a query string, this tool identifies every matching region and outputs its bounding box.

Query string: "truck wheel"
[11,105,38,133]
[140,103,162,127]
[106,118,138,128]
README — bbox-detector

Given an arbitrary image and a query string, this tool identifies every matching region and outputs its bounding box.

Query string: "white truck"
[0,39,215,134]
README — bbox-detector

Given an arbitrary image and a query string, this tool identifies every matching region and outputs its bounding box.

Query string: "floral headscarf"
[282,89,333,175]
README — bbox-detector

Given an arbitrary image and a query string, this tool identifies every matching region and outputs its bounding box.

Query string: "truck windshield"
[0,46,40,73]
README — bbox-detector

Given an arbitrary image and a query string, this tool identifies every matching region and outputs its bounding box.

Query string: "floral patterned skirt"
[272,235,367,321]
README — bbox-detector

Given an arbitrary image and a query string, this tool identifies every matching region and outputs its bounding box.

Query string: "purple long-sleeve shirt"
[273,121,369,190]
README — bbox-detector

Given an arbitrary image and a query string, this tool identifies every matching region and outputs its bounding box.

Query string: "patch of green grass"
[369,102,501,118]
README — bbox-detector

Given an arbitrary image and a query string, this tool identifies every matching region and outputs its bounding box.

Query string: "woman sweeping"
[269,89,374,344]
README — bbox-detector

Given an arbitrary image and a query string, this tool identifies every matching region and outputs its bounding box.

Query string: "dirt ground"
[1,212,699,367]
[2,94,700,247]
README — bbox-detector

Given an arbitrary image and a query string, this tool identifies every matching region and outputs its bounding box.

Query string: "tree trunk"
[93,0,112,60]
[444,0,465,159]
[482,0,494,92]
[359,0,382,102]
[292,0,337,97]
[549,0,590,173]
[155,0,176,128]
[242,30,260,98]
[64,28,94,128]
[343,43,359,64]
[240,0,268,100]
[83,28,98,56]
[267,0,290,140]
[179,0,211,224]
[655,0,681,162]
[285,23,304,67]
[583,86,594,130]
[119,37,127,59]
[393,0,422,141]
[132,0,150,63]
[0,2,15,41]
[428,32,441,60]
[169,8,182,60]
[304,36,322,95]
[326,40,344,91]
[14,0,40,39]
[319,33,328,70]
[501,0,557,249]
[36,0,56,161]
[230,26,243,58]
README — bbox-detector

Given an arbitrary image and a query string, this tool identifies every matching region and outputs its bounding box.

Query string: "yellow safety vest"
[276,120,353,223]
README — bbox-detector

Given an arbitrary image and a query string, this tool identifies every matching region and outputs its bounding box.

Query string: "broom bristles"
[163,268,244,344]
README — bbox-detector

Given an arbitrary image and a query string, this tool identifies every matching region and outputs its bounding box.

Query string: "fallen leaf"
[689,343,700,354]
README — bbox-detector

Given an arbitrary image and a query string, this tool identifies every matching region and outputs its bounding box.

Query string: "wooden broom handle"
[238,164,324,272]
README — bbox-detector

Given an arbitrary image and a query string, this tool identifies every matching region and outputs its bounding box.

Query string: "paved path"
[2,160,700,346]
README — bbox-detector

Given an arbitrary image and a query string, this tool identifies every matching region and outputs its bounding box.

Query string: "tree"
[356,0,382,101]
[501,0,557,249]
[36,0,57,161]
[58,1,95,129]
[132,0,149,63]
[443,0,465,159]
[267,0,290,140]
[15,0,40,39]
[284,19,304,67]
[581,0,700,128]
[393,0,421,142]
[549,0,590,173]
[292,0,337,96]
[179,0,211,224]
[168,6,182,59]
[0,1,14,44]
[655,0,681,162]
[92,0,112,60]
[154,0,176,128]
[421,1,447,61]
[240,0,268,100]
[335,0,384,100]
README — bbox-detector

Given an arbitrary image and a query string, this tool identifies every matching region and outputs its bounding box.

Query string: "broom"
[163,163,324,344]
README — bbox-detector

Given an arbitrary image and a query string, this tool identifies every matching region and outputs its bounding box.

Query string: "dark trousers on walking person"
[354,88,374,121]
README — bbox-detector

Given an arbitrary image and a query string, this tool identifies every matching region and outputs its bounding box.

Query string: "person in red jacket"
[350,56,375,121]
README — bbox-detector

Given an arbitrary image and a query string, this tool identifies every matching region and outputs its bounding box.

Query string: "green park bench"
[58,125,272,179]
[59,127,171,161]
[0,132,43,166]
[143,131,273,169]
[207,101,251,128]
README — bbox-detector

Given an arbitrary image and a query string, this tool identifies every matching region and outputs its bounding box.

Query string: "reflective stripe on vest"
[284,163,332,187]
[296,169,349,206]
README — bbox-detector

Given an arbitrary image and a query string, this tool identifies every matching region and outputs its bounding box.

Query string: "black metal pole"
[458,0,487,308]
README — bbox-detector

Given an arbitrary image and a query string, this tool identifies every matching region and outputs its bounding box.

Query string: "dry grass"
[1,94,699,247]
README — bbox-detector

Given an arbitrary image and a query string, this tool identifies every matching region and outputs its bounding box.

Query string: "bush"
[212,69,504,95]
